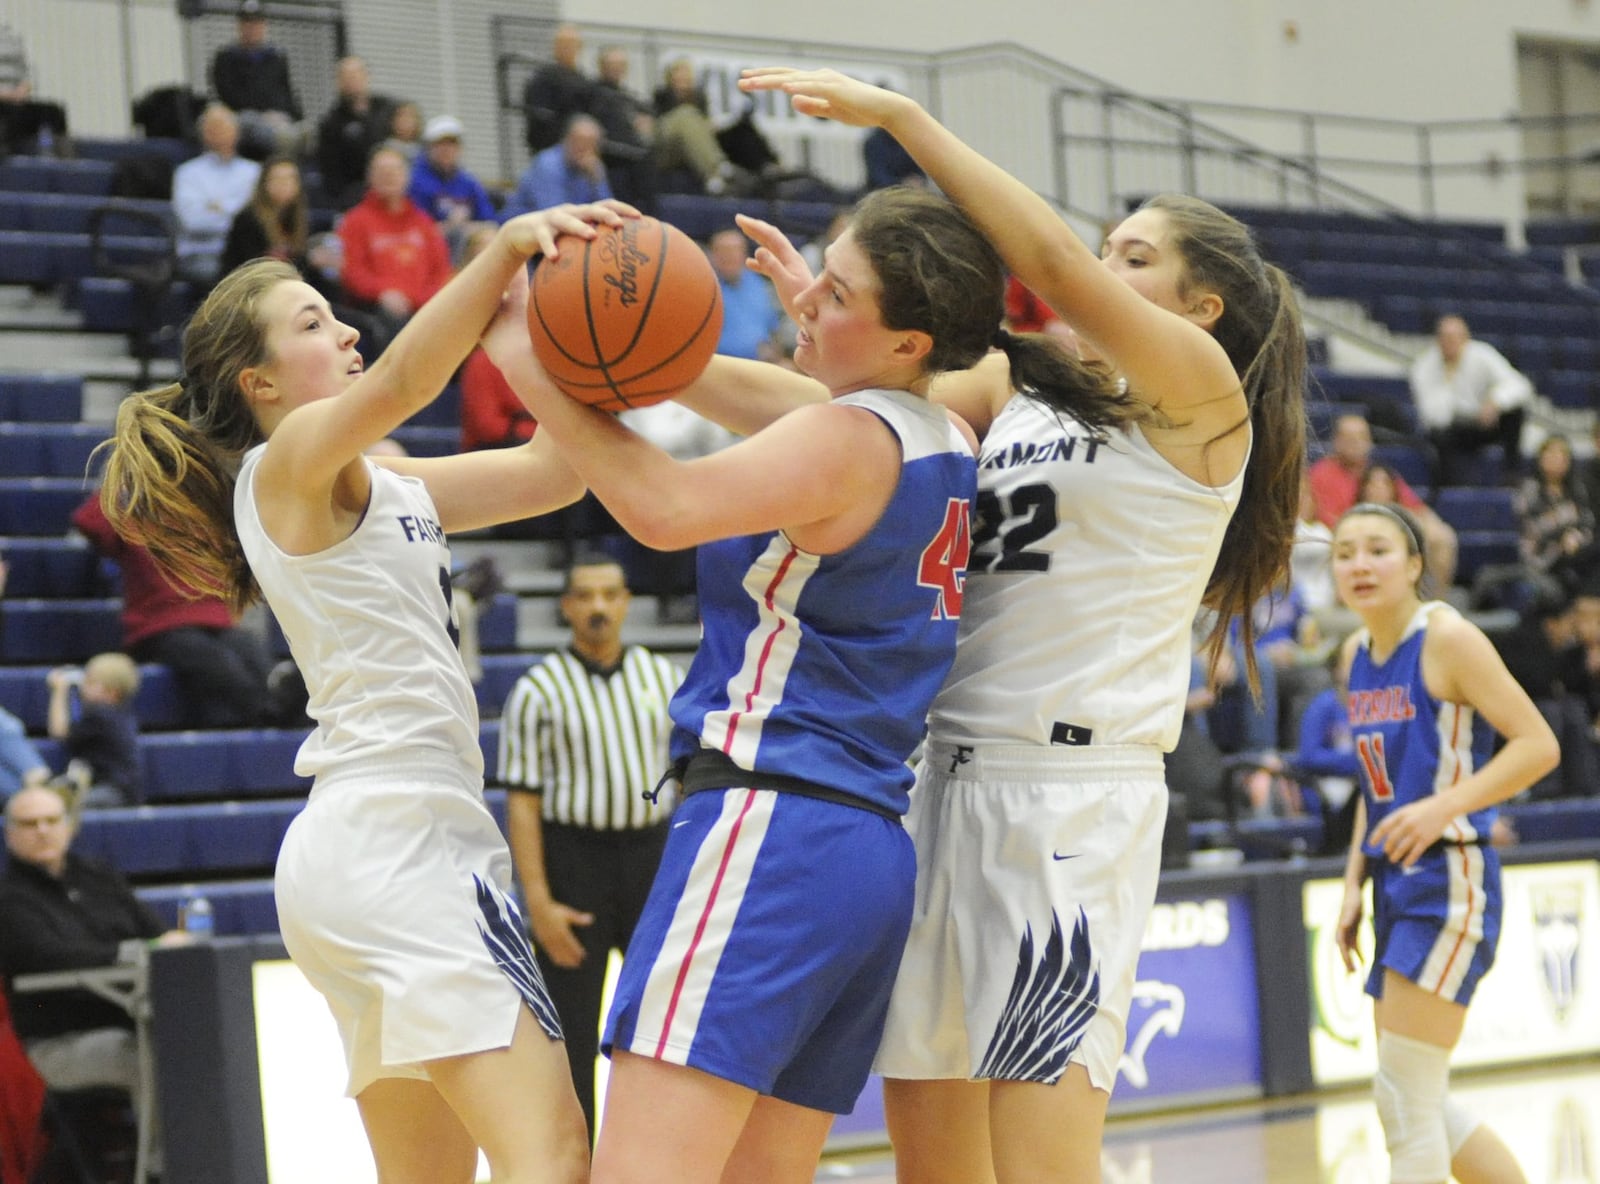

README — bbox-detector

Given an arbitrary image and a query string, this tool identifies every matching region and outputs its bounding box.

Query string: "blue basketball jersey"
[669,388,976,817]
[1347,602,1496,859]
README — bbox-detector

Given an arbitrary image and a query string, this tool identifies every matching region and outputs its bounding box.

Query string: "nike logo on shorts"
[1052,852,1080,862]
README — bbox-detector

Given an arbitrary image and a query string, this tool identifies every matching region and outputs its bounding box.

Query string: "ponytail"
[97,381,260,613]
[993,329,1159,436]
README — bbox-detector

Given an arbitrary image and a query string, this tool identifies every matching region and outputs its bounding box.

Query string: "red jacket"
[337,192,452,310]
[71,495,235,648]
[0,985,47,1184]
[460,348,536,451]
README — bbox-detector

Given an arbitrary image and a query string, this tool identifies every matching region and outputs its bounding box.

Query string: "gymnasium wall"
[1,1,1598,217]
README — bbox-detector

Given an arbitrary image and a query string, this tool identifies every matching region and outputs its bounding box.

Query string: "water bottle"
[35,126,52,156]
[181,894,214,941]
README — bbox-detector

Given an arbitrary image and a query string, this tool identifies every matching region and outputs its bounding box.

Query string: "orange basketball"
[527,216,724,412]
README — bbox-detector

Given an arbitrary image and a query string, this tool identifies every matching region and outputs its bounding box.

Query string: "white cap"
[423,115,464,143]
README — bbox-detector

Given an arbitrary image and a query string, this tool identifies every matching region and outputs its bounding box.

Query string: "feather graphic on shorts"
[473,874,565,1040]
[977,908,1100,1083]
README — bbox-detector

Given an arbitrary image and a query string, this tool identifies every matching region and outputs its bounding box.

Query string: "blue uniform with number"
[605,388,976,1112]
[1348,601,1501,1004]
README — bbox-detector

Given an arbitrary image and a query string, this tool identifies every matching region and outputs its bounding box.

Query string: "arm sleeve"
[1295,692,1361,778]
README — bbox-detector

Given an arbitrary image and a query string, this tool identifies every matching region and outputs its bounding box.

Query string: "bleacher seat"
[0,664,184,734]
[1435,487,1517,534]
[0,477,93,535]
[399,380,462,429]
[477,592,520,652]
[1542,369,1596,411]
[71,137,193,168]
[1454,530,1520,584]
[388,425,457,458]
[137,879,280,936]
[0,374,83,423]
[72,799,303,876]
[654,194,771,243]
[0,598,121,663]
[140,729,310,801]
[0,537,101,597]
[0,423,105,478]
[0,156,115,196]
[475,654,528,717]
[1370,444,1429,489]
[1501,797,1600,842]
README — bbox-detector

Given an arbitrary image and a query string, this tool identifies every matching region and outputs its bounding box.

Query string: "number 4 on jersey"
[918,498,971,620]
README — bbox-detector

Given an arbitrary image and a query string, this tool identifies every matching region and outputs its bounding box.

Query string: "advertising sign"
[1305,860,1600,1085]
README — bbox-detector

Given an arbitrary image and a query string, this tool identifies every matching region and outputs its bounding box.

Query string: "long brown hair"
[1138,195,1308,685]
[850,186,1148,434]
[95,259,299,612]
[248,156,309,259]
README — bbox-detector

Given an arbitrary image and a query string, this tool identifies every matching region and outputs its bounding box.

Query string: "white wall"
[6,0,1600,221]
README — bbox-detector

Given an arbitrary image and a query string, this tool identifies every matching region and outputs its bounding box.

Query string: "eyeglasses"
[7,814,66,831]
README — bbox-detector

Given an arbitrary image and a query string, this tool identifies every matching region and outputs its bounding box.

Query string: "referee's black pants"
[535,818,669,1140]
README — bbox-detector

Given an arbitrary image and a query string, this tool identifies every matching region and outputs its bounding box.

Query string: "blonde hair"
[96,258,300,612]
[85,652,141,702]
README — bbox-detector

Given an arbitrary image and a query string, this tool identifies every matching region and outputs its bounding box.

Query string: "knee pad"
[1443,1096,1480,1157]
[1373,1030,1451,1183]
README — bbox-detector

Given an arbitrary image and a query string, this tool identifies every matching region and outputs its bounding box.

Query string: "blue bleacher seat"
[477,593,519,652]
[1435,487,1517,533]
[0,536,101,597]
[137,879,280,936]
[475,654,528,717]
[0,598,121,663]
[0,373,84,422]
[389,425,457,457]
[73,799,303,876]
[1370,444,1430,489]
[400,380,462,429]
[0,477,93,535]
[1542,370,1596,411]
[1454,531,1520,585]
[0,423,105,478]
[71,137,193,167]
[0,663,182,733]
[140,728,311,801]
[0,230,53,284]
[654,194,771,243]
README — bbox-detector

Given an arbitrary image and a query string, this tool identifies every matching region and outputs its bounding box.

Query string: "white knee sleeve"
[1373,1030,1451,1184]
[1443,1096,1480,1157]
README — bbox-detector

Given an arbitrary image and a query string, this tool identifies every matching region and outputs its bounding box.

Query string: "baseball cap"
[424,115,465,143]
[238,0,265,18]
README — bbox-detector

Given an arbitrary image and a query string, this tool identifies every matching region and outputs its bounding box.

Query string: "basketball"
[527,216,724,412]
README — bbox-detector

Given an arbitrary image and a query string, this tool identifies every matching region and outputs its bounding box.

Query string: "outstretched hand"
[736,212,813,317]
[498,198,639,261]
[739,67,914,129]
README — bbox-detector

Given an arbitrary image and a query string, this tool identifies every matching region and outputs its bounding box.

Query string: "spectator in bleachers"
[0,19,67,158]
[1516,433,1597,593]
[314,56,396,210]
[502,114,611,220]
[44,654,141,809]
[220,154,308,278]
[0,784,188,1174]
[1294,649,1360,853]
[590,45,656,211]
[209,0,302,160]
[707,227,782,361]
[408,115,497,261]
[1493,579,1599,800]
[652,58,748,196]
[172,103,261,285]
[1292,476,1337,615]
[1163,652,1230,821]
[1309,413,1458,588]
[1354,462,1459,591]
[1409,313,1533,487]
[523,23,594,155]
[0,707,49,800]
[337,145,451,350]
[863,125,926,192]
[70,494,271,730]
[382,100,424,162]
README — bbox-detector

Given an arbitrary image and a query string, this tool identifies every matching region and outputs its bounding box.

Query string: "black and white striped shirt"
[498,646,683,830]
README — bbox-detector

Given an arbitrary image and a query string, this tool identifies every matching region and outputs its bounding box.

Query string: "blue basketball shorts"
[1367,841,1502,1006]
[603,786,915,1114]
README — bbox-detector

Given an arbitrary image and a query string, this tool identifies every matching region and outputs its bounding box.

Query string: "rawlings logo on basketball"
[597,221,652,308]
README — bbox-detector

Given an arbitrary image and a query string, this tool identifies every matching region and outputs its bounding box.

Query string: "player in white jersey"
[95,202,631,1184]
[512,185,1146,1184]
[708,68,1310,1184]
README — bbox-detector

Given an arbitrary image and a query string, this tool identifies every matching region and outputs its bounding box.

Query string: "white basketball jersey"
[235,445,483,779]
[927,393,1247,751]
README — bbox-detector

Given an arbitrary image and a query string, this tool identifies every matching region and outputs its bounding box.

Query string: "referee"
[499,551,682,1139]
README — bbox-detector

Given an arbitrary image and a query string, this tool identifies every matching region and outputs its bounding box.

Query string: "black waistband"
[678,750,902,824]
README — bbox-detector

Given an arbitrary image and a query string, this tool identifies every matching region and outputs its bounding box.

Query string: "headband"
[1343,501,1425,558]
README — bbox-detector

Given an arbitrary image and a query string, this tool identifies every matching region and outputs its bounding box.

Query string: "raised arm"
[739,69,1238,421]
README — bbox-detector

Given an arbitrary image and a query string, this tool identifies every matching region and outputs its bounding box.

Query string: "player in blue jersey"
[96,203,635,1184]
[505,184,1146,1184]
[1333,503,1556,1184]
